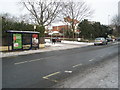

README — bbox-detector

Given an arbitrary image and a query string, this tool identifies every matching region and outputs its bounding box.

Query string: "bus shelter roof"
[6,30,40,34]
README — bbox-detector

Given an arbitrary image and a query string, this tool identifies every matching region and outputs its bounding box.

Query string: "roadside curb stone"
[1,42,93,58]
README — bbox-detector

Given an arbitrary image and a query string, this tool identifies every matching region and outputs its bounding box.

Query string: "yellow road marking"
[43,72,60,83]
[43,72,60,79]
[46,78,58,83]
[72,64,82,68]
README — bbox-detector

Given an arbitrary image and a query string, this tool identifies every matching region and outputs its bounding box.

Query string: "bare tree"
[21,0,63,27]
[112,15,120,36]
[62,1,94,38]
[21,0,93,39]
[112,15,120,26]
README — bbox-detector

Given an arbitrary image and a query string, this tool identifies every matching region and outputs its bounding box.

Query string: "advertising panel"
[13,34,22,49]
[32,34,39,48]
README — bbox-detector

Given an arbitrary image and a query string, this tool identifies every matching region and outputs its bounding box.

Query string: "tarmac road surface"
[2,43,119,88]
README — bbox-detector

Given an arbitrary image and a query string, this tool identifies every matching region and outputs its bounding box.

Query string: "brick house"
[45,16,80,37]
[52,25,69,33]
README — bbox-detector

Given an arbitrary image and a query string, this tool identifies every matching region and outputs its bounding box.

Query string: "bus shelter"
[6,30,40,51]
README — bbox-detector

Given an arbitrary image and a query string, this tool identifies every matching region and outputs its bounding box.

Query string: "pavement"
[1,40,94,58]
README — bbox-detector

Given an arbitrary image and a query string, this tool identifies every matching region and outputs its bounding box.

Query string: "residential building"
[64,16,79,24]
[45,16,80,37]
[52,25,69,33]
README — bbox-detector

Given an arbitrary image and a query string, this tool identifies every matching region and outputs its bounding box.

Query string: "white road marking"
[72,64,82,68]
[28,58,42,62]
[64,71,72,73]
[108,53,112,55]
[14,58,41,65]
[14,61,28,65]
[89,59,94,61]
[14,56,56,65]
[100,55,105,57]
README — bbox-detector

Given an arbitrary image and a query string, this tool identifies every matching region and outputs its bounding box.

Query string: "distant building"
[52,25,69,33]
[64,16,79,25]
[49,25,70,37]
[45,16,80,37]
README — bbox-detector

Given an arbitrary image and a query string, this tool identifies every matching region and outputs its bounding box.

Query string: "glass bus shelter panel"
[22,34,32,50]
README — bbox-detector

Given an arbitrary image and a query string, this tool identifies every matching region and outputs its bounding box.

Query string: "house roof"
[64,16,79,24]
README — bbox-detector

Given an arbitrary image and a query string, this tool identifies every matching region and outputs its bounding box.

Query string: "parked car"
[94,37,107,45]
[52,37,61,42]
[106,38,113,42]
[117,37,120,41]
[55,37,61,42]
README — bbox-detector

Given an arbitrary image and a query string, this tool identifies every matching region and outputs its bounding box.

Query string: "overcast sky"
[0,0,119,25]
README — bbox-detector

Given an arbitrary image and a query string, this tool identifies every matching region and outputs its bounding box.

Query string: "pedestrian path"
[1,41,94,58]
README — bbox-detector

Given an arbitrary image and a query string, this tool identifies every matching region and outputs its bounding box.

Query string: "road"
[53,53,118,88]
[2,43,119,88]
